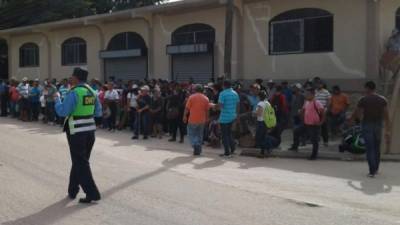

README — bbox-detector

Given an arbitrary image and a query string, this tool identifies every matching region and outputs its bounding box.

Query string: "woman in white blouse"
[104,83,119,131]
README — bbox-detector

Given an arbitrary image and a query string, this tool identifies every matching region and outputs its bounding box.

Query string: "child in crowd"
[207,117,221,148]
[40,94,46,122]
[102,102,111,129]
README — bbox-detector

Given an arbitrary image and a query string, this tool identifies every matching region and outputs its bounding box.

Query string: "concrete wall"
[379,0,399,53]
[9,33,49,80]
[3,0,398,84]
[49,26,102,81]
[152,7,226,80]
[381,1,400,154]
[242,0,368,81]
[388,69,400,154]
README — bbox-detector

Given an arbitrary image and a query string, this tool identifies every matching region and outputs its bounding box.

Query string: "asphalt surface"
[0,117,399,225]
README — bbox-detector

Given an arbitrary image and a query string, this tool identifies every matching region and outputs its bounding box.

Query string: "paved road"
[0,117,399,225]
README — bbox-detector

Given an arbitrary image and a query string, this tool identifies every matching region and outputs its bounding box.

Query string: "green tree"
[0,0,164,29]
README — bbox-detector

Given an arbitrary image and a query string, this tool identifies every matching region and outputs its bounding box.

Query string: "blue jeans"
[220,122,236,155]
[134,112,150,137]
[187,124,205,155]
[255,121,279,154]
[293,125,321,158]
[30,102,40,121]
[329,112,346,134]
[10,101,16,117]
[362,122,382,175]
[46,102,55,122]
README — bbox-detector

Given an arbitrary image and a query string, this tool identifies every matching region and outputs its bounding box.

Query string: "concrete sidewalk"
[239,130,400,162]
[240,147,400,162]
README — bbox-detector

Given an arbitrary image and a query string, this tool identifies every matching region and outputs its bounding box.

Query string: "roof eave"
[0,0,223,35]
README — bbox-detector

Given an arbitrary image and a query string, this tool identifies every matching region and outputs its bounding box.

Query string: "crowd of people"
[0,75,354,159]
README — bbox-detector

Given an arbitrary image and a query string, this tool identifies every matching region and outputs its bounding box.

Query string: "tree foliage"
[0,0,164,29]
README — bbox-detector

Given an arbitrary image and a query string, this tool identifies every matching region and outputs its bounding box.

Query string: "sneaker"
[288,146,298,151]
[168,138,176,142]
[367,173,375,178]
[257,153,266,159]
[219,154,232,158]
[308,156,317,161]
[143,136,148,140]
[131,136,138,140]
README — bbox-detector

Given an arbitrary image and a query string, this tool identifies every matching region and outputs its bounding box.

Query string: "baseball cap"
[141,85,150,91]
[294,83,302,89]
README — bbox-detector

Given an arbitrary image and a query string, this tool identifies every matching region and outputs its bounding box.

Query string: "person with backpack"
[255,91,278,158]
[289,88,326,160]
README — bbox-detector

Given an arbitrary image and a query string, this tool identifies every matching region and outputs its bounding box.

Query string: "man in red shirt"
[183,84,210,156]
[270,85,289,133]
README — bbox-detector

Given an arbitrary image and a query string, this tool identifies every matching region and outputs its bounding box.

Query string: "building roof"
[0,0,224,35]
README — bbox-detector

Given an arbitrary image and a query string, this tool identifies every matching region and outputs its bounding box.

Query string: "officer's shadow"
[2,155,222,225]
[2,197,91,225]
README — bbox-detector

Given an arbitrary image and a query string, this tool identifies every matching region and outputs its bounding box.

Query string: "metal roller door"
[172,54,213,83]
[105,57,147,81]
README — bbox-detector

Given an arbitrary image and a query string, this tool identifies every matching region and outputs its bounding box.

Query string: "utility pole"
[224,0,234,79]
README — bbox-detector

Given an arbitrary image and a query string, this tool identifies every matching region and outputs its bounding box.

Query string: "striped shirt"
[315,89,331,108]
[17,83,29,98]
[218,88,240,124]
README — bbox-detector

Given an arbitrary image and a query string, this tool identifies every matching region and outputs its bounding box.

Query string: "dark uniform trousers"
[67,130,101,199]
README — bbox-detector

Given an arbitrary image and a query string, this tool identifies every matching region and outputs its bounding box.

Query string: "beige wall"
[242,0,368,81]
[4,0,399,83]
[100,19,150,50]
[10,33,49,80]
[49,26,102,81]
[152,7,226,80]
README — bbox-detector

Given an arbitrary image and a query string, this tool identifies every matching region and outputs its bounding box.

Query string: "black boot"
[79,195,101,204]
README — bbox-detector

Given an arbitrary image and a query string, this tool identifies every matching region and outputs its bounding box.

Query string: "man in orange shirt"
[183,84,210,156]
[329,85,350,135]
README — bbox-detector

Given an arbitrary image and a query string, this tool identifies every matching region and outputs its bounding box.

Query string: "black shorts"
[20,98,30,110]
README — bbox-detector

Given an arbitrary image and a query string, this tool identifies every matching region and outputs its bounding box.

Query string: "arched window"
[396,8,400,30]
[269,8,333,55]
[19,43,39,67]
[62,37,87,65]
[172,23,215,45]
[107,32,147,51]
[0,39,8,79]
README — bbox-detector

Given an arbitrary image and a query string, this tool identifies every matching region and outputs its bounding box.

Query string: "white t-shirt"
[127,92,138,108]
[256,101,267,122]
[105,90,119,101]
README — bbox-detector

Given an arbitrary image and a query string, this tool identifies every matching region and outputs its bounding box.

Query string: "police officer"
[55,68,102,203]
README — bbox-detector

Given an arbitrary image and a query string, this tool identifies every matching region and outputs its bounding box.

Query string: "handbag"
[313,100,324,123]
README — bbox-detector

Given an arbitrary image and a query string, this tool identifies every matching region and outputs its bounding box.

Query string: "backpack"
[263,101,277,129]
